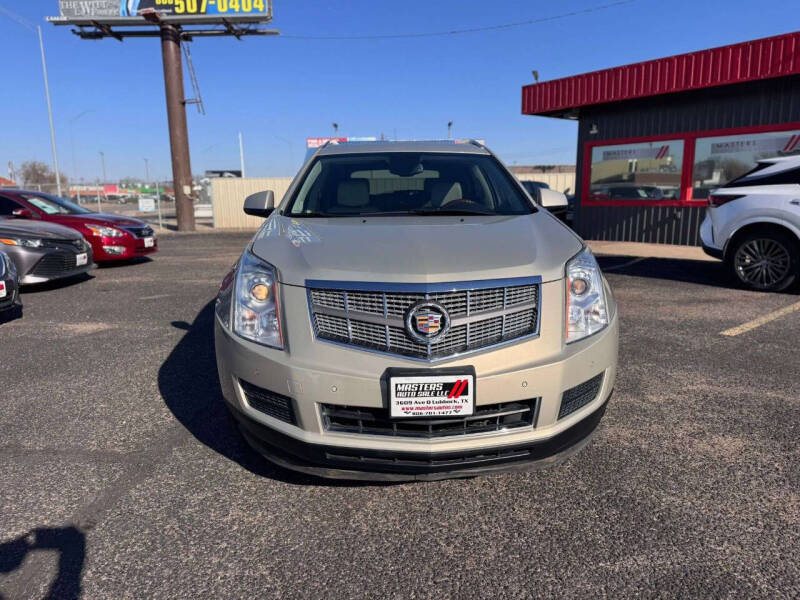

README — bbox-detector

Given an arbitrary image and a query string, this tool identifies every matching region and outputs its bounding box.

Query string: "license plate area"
[388,367,476,419]
[144,237,155,248]
[76,253,88,266]
[0,281,6,298]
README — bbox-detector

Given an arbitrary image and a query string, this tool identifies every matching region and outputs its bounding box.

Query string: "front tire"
[728,231,798,292]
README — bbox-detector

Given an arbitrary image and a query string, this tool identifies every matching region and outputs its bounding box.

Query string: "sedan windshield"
[22,192,93,215]
[285,153,535,217]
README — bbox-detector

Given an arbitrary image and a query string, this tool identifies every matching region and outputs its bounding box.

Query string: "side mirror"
[538,188,568,211]
[243,190,275,218]
[11,208,33,219]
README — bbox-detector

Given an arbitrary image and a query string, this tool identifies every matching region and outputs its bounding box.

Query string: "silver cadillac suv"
[214,140,618,480]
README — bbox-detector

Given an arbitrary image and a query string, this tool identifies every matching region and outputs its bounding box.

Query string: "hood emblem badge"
[406,301,451,344]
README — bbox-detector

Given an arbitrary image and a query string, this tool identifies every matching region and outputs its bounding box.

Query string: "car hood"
[0,218,83,240]
[57,213,148,227]
[251,213,582,287]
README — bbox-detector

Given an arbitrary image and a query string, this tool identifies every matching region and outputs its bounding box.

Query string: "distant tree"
[20,160,69,188]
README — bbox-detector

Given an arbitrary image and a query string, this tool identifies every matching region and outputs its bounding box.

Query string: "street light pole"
[38,26,61,197]
[98,151,106,212]
[69,109,93,203]
[144,157,163,230]
[447,121,453,140]
[238,132,246,178]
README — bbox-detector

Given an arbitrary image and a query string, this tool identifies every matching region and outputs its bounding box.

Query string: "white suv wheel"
[730,232,797,291]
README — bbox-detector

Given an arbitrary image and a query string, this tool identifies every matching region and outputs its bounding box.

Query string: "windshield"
[285,153,535,217]
[22,192,93,215]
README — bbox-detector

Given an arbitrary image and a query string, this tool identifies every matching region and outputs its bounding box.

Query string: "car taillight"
[708,194,745,207]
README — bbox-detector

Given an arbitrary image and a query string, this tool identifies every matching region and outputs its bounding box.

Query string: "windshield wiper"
[292,208,499,218]
[355,208,498,217]
[290,212,355,218]
[410,208,496,216]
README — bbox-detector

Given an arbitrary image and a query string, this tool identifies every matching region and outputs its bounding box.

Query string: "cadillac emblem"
[406,301,450,344]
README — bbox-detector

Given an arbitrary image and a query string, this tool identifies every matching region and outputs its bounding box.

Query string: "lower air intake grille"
[321,399,538,439]
[240,380,296,425]
[31,252,79,278]
[559,373,604,420]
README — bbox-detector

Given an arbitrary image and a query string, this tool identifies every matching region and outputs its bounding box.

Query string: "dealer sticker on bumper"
[390,374,475,418]
[76,253,88,267]
[0,281,6,298]
[144,237,155,248]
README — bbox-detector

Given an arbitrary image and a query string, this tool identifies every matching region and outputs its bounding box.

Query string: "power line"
[0,3,37,31]
[281,0,637,40]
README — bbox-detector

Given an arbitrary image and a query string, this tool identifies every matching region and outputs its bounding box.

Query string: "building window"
[588,141,683,202]
[692,129,800,198]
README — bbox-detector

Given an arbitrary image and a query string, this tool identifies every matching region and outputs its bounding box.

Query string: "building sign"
[710,134,800,155]
[602,145,671,161]
[58,0,270,19]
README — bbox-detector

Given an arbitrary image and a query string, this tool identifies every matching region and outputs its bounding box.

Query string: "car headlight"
[86,225,124,237]
[566,247,609,343]
[231,249,284,349]
[0,237,43,248]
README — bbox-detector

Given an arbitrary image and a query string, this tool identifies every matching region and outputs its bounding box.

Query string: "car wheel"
[728,231,798,292]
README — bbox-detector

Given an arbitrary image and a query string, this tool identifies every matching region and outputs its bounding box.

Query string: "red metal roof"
[522,31,800,117]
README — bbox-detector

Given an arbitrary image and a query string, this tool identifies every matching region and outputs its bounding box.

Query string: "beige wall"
[514,172,576,194]
[212,177,293,229]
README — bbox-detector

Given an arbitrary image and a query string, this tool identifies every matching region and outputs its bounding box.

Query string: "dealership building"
[522,31,800,245]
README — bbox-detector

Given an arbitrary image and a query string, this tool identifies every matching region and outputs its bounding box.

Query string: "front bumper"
[0,275,20,311]
[229,392,611,481]
[4,246,96,285]
[89,235,158,261]
[214,279,618,480]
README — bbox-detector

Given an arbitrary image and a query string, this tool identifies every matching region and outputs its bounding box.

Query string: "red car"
[0,190,158,262]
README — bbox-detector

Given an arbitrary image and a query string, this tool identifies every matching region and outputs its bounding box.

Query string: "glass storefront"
[692,129,800,198]
[584,125,800,205]
[589,141,683,202]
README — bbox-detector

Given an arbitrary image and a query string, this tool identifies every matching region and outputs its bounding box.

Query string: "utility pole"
[160,24,195,231]
[38,26,62,197]
[239,132,246,177]
[47,7,278,230]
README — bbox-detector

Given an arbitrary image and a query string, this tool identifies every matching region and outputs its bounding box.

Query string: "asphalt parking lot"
[1,232,798,599]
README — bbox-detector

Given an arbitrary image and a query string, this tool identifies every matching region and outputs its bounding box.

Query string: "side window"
[0,196,24,216]
[730,166,800,187]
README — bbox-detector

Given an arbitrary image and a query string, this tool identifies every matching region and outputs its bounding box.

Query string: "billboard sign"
[57,0,271,20]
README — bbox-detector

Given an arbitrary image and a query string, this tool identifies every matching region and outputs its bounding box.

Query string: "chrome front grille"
[308,278,540,361]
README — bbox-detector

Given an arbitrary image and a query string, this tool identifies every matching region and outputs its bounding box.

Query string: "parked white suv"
[700,156,800,291]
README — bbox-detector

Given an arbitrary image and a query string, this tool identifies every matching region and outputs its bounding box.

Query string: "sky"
[0,0,796,183]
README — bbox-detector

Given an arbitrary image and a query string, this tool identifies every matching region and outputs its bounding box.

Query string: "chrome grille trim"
[307,277,541,362]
